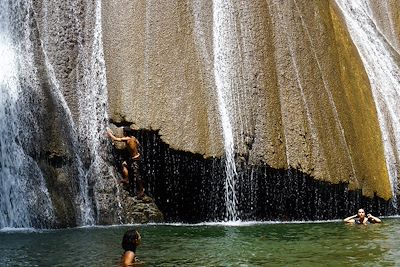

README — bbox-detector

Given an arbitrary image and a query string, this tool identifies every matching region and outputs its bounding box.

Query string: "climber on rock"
[107,126,145,199]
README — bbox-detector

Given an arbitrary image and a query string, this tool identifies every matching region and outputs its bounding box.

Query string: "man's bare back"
[106,127,140,158]
[106,127,141,160]
[126,137,141,160]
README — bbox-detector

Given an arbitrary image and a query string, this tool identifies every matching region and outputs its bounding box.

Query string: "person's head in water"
[344,208,381,224]
[122,126,134,137]
[357,208,366,219]
[122,229,141,252]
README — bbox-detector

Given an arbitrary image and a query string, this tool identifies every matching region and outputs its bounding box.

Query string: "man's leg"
[132,161,145,198]
[121,161,129,184]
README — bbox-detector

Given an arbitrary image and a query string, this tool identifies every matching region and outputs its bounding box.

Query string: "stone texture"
[3,0,397,228]
[16,0,165,227]
[329,2,391,198]
[94,171,164,225]
[102,0,394,199]
[368,0,400,51]
[102,0,223,158]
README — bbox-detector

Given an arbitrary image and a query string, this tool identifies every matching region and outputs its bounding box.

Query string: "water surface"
[1,219,399,266]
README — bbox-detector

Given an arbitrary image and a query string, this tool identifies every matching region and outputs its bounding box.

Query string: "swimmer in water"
[343,208,382,224]
[121,229,142,266]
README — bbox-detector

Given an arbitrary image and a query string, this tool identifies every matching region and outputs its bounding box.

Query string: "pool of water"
[1,219,400,266]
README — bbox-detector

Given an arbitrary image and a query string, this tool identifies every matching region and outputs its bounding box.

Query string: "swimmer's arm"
[367,214,382,223]
[122,251,135,267]
[344,214,357,223]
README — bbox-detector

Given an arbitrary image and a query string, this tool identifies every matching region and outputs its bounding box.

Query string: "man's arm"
[344,214,357,223]
[107,128,130,142]
[367,214,382,223]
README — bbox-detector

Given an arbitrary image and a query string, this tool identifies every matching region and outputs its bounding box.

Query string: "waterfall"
[0,0,55,228]
[0,0,110,228]
[66,0,109,225]
[36,0,110,225]
[335,0,400,202]
[213,0,239,221]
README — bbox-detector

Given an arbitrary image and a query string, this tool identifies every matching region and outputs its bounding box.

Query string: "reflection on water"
[0,219,399,266]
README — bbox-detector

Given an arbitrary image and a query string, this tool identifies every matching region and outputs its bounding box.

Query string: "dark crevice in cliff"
[109,126,397,223]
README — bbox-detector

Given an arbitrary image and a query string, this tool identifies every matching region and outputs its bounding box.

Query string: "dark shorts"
[126,158,143,192]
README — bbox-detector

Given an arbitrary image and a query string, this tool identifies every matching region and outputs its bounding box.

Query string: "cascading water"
[0,0,55,228]
[0,0,111,228]
[336,0,400,204]
[213,0,240,221]
[63,0,110,225]
[2,0,398,228]
[77,0,111,224]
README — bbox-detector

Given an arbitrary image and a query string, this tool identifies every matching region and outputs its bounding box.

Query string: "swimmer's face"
[357,209,365,218]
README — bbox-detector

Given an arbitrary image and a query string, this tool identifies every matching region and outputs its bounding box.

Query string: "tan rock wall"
[329,1,391,198]
[102,0,223,157]
[102,0,393,199]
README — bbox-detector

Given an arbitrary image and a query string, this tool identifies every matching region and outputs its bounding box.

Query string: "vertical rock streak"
[274,2,319,169]
[336,0,400,201]
[75,0,110,224]
[292,0,357,179]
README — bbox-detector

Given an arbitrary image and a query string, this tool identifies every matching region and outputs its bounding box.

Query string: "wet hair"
[122,229,140,252]
[122,126,134,137]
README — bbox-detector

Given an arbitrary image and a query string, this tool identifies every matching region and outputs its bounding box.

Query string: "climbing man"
[107,126,145,199]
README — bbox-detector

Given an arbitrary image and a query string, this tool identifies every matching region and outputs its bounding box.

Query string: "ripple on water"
[1,220,400,266]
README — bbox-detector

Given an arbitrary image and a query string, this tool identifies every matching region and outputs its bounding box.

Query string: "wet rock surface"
[102,0,394,199]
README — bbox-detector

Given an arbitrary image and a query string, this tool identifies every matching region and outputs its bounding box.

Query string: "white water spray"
[0,0,112,228]
[38,0,111,225]
[213,0,239,221]
[0,0,55,228]
[75,0,110,225]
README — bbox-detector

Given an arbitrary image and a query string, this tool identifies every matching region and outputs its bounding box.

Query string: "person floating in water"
[343,208,382,224]
[107,126,145,198]
[121,229,142,266]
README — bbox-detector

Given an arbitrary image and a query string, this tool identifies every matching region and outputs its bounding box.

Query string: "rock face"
[32,0,165,227]
[1,0,399,228]
[102,1,223,159]
[368,0,400,52]
[102,0,398,200]
[95,177,164,225]
[0,0,164,228]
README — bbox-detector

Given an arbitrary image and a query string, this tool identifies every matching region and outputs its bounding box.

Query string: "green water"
[1,219,400,266]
